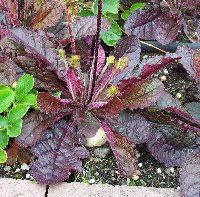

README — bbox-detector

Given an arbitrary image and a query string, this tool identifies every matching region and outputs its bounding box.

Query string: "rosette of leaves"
[124,0,200,45]
[0,1,200,192]
[0,74,37,163]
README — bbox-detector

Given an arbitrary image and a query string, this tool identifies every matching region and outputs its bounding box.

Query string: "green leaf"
[101,20,122,46]
[78,9,94,17]
[7,119,23,137]
[0,88,15,113]
[0,148,7,163]
[121,3,145,20]
[15,74,34,101]
[8,104,30,123]
[0,116,9,127]
[19,94,37,106]
[0,85,8,91]
[92,0,119,15]
[0,130,9,148]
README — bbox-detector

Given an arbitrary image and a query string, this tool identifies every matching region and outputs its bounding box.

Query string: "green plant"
[0,74,37,163]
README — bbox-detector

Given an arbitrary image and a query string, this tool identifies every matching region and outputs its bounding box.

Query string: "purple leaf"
[107,110,152,144]
[180,153,200,197]
[178,0,200,9]
[0,0,19,27]
[146,126,199,167]
[124,5,161,40]
[185,102,200,122]
[0,59,20,85]
[51,16,111,43]
[139,55,180,79]
[154,12,182,45]
[118,55,179,92]
[119,78,164,109]
[15,112,66,147]
[153,91,182,108]
[83,36,106,75]
[30,119,89,185]
[100,121,137,178]
[76,110,100,138]
[176,46,200,82]
[111,35,141,83]
[65,69,83,101]
[0,28,68,83]
[37,92,73,114]
[94,97,123,118]
[31,0,65,29]
[12,56,69,94]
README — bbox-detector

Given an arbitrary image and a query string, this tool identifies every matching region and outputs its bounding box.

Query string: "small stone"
[160,75,167,81]
[86,128,107,147]
[15,168,20,172]
[163,69,169,74]
[165,168,170,174]
[4,166,11,171]
[89,178,96,184]
[157,168,162,174]
[21,163,30,171]
[140,179,147,186]
[138,163,143,167]
[176,93,182,98]
[177,186,180,190]
[136,152,141,158]
[93,147,110,159]
[169,167,175,173]
[133,174,139,181]
[26,174,31,179]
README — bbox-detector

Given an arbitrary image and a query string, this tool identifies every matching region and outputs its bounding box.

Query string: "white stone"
[163,69,169,74]
[15,168,20,172]
[157,168,162,174]
[176,93,182,98]
[21,163,30,171]
[4,166,11,171]
[86,128,107,147]
[133,174,139,181]
[26,174,31,179]
[89,179,96,184]
[169,167,175,173]
[160,75,167,81]
[138,163,143,167]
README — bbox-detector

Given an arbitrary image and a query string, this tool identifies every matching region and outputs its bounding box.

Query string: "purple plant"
[124,0,200,45]
[0,1,200,195]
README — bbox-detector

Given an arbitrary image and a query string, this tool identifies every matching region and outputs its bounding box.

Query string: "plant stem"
[66,11,76,54]
[87,0,102,104]
[140,40,167,53]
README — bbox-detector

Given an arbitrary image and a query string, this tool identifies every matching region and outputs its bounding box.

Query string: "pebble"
[176,92,182,98]
[163,69,169,74]
[93,147,110,159]
[26,174,31,179]
[177,186,180,190]
[15,168,20,172]
[160,75,167,81]
[21,163,30,171]
[138,163,143,167]
[136,152,141,158]
[4,166,11,171]
[133,174,139,181]
[157,168,162,174]
[89,178,96,184]
[169,167,175,173]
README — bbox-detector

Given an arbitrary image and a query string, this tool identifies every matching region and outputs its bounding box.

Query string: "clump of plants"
[0,0,200,197]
